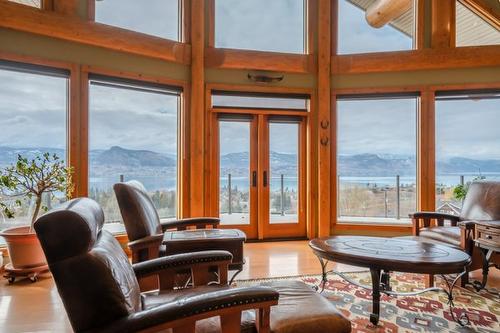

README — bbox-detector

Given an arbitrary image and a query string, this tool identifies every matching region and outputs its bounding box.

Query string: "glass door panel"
[269,122,299,224]
[219,120,252,226]
[215,114,305,240]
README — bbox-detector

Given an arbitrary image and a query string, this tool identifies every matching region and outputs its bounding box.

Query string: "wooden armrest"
[132,251,233,278]
[128,234,164,262]
[409,212,460,221]
[94,287,279,333]
[410,211,461,235]
[161,217,220,231]
[133,251,233,288]
[128,234,164,251]
[458,220,476,230]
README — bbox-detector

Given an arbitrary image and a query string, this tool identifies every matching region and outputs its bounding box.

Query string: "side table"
[163,228,246,284]
[473,221,500,291]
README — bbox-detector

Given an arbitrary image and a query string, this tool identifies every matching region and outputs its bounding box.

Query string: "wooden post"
[431,0,456,48]
[417,89,435,212]
[317,0,332,237]
[53,0,79,17]
[189,0,205,216]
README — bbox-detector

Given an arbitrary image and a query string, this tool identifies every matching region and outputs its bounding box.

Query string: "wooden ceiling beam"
[332,46,500,74]
[0,1,191,65]
[459,0,500,30]
[205,48,315,74]
[365,0,413,28]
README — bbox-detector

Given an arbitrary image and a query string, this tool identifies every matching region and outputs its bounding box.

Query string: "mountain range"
[0,146,499,176]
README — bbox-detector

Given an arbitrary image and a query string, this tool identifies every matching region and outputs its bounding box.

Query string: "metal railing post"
[384,190,388,218]
[280,174,285,216]
[460,175,464,186]
[396,175,400,220]
[228,174,232,215]
[337,175,341,217]
[120,174,124,182]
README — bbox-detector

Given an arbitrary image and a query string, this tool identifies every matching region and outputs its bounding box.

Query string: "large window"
[215,0,305,54]
[337,94,418,222]
[436,90,500,213]
[95,0,180,41]
[456,1,500,47]
[88,75,181,224]
[0,61,68,232]
[337,0,415,54]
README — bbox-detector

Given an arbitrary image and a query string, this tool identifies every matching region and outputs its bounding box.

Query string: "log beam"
[366,0,413,28]
[0,1,190,64]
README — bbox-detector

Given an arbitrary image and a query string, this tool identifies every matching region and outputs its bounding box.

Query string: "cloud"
[95,0,179,40]
[1,1,498,163]
[337,98,417,156]
[338,0,413,54]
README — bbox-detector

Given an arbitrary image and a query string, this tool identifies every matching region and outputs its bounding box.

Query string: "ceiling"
[347,0,500,46]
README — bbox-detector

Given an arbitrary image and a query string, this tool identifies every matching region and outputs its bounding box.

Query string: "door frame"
[206,84,311,240]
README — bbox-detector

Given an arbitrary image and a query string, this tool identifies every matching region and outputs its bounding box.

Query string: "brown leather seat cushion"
[399,234,461,249]
[142,281,351,333]
[418,226,461,247]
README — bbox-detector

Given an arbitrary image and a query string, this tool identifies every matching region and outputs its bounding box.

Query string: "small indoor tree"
[0,153,73,231]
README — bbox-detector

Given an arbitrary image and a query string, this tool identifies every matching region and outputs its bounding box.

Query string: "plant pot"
[0,226,47,269]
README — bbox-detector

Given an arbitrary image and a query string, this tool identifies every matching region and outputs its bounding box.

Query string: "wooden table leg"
[370,268,381,325]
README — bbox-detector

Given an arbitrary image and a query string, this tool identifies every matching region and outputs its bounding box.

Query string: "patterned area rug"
[237,272,499,333]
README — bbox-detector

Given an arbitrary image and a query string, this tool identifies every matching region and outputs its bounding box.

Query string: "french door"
[214,114,306,239]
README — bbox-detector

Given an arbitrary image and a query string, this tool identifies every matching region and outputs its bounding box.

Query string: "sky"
[0,0,499,161]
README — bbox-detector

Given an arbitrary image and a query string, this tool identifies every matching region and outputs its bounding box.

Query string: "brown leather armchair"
[113,181,220,264]
[34,198,278,333]
[410,181,500,286]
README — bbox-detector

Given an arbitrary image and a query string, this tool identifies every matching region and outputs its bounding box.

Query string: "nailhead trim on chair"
[138,255,233,275]
[178,294,280,318]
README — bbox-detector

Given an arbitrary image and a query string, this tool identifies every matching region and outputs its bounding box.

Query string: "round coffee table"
[309,236,471,326]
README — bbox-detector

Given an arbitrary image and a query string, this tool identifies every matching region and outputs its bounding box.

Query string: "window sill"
[337,216,412,226]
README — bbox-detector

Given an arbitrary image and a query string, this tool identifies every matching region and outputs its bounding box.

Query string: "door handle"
[263,171,268,187]
[252,171,257,187]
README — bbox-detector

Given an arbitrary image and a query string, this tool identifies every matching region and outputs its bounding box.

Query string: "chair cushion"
[399,235,462,249]
[418,226,461,247]
[142,281,351,333]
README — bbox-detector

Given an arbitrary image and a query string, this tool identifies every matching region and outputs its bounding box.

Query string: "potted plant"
[0,153,73,274]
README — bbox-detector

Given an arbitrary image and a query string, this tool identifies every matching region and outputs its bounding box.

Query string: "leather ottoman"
[145,280,351,333]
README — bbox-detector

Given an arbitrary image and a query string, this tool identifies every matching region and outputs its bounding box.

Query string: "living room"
[0,0,499,332]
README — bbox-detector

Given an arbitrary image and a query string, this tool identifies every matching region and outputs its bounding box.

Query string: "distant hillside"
[0,147,65,165]
[92,146,176,167]
[338,154,416,176]
[1,147,499,176]
[438,157,500,174]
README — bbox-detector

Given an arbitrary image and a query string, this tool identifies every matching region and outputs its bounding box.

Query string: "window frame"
[332,0,423,56]
[332,86,425,229]
[430,82,500,211]
[205,0,316,74]
[81,65,188,221]
[0,53,74,240]
[87,0,189,43]
[208,0,314,55]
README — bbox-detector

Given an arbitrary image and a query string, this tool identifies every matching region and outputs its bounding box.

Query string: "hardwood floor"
[0,240,498,332]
